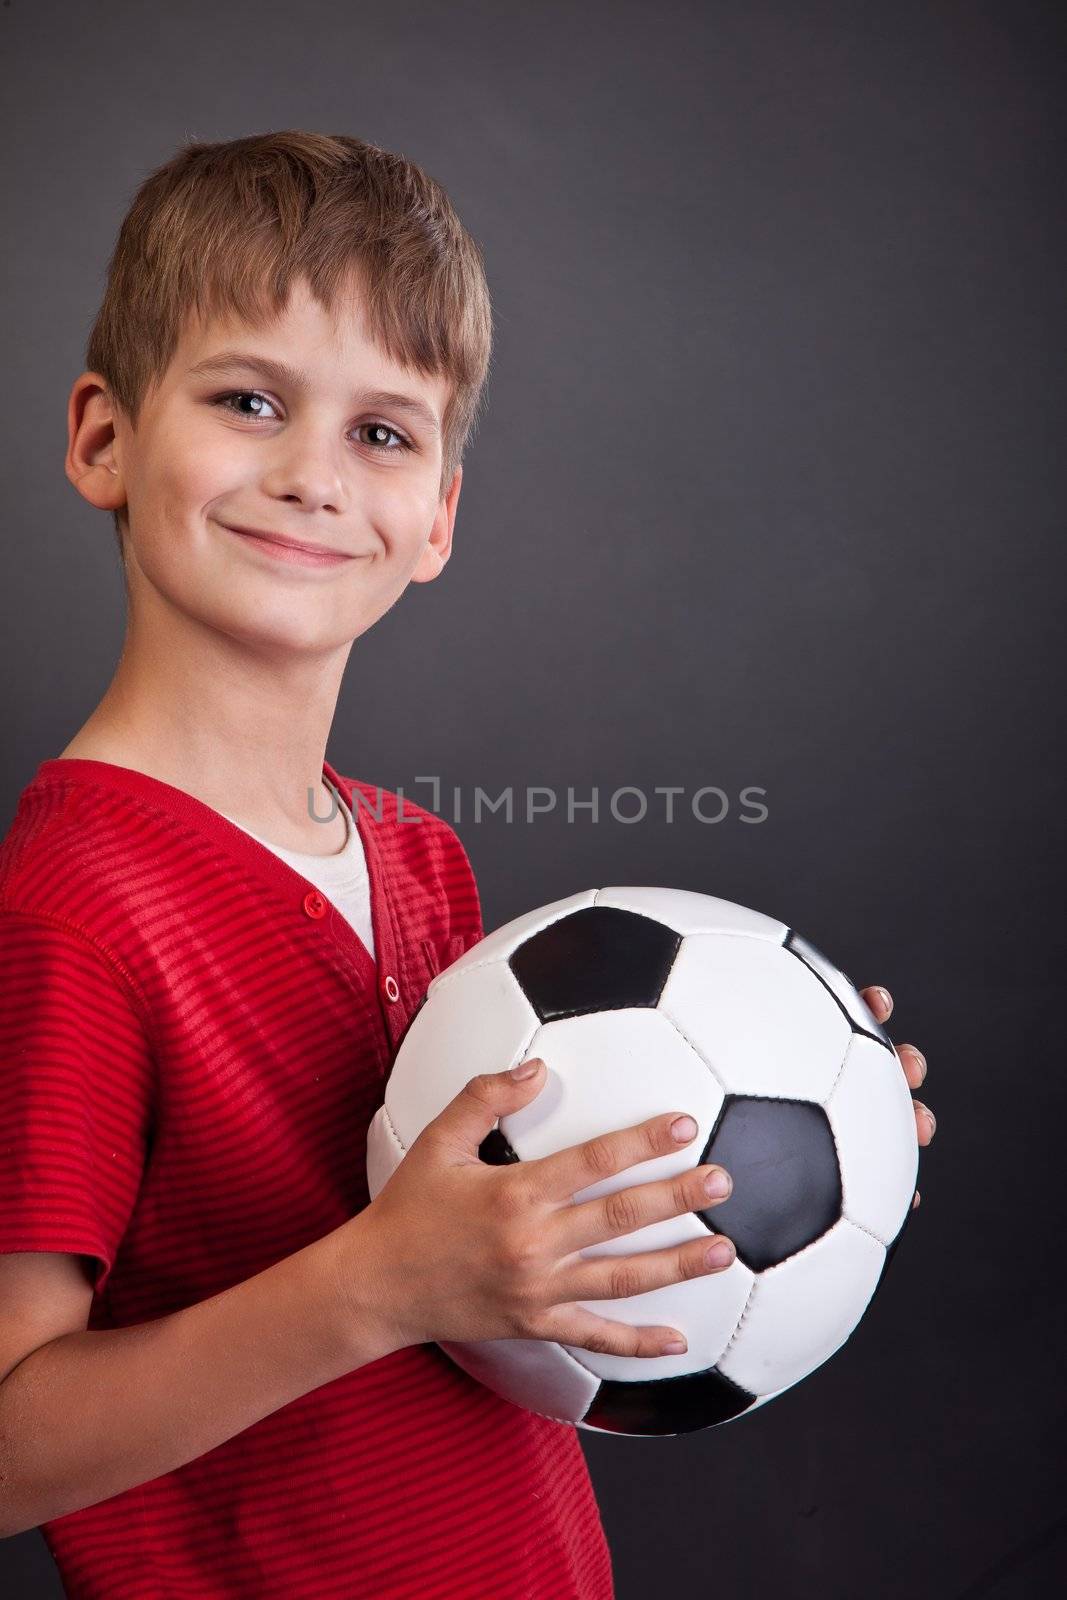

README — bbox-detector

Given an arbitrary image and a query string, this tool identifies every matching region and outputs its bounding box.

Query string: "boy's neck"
[57,718,349,858]
[55,598,355,856]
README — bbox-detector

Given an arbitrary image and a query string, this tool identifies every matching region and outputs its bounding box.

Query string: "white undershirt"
[218,780,376,964]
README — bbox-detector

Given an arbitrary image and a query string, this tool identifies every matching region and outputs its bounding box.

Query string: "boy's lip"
[221,523,354,559]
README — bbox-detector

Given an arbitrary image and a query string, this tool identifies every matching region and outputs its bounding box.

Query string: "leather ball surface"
[366,887,918,1438]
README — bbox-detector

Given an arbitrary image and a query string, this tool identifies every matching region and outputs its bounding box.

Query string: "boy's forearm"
[0,1215,398,1539]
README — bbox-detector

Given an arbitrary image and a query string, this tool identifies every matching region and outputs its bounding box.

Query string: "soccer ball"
[366,887,918,1437]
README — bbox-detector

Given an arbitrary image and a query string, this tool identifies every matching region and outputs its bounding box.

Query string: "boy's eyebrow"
[187,349,441,435]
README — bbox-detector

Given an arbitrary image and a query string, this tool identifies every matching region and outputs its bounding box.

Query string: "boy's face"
[71,273,460,658]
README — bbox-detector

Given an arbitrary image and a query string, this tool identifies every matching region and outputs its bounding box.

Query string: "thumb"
[431,1057,545,1155]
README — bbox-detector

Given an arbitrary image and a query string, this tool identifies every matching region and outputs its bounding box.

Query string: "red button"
[382,974,400,1003]
[303,891,327,920]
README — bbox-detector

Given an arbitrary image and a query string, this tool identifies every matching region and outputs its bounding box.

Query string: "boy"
[0,130,935,1598]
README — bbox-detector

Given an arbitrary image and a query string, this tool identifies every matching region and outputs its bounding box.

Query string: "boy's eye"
[212,390,283,423]
[211,391,412,452]
[357,421,411,452]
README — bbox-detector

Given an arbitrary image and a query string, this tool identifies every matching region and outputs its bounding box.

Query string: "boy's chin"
[206,601,365,658]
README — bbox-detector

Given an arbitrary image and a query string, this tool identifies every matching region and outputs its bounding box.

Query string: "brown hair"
[85,129,494,549]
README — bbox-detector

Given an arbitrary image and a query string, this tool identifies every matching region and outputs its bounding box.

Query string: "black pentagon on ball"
[698,1095,842,1273]
[508,906,681,1022]
[582,1363,757,1435]
[478,1128,521,1166]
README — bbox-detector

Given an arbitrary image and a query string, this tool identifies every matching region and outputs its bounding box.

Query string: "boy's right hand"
[352,1057,736,1361]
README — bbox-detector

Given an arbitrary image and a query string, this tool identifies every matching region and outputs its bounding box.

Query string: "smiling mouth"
[221,523,356,566]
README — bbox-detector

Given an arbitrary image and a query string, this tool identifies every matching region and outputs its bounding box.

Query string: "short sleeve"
[407,816,484,987]
[425,814,484,952]
[0,912,155,1297]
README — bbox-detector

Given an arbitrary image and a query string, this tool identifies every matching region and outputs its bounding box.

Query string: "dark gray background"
[2,1,1064,1595]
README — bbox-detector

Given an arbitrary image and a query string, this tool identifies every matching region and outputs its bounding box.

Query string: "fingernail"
[671,1115,698,1142]
[877,987,892,1014]
[918,1102,936,1133]
[912,1049,927,1081]
[705,1239,735,1269]
[704,1168,731,1199]
[661,1339,687,1355]
[510,1059,541,1081]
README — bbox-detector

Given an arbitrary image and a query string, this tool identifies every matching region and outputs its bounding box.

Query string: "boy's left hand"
[859,985,934,1211]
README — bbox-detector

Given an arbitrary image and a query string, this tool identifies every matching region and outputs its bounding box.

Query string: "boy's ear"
[65,372,126,512]
[410,465,463,584]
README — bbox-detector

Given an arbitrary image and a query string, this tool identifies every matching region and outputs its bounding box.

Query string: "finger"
[896,1043,927,1088]
[525,1109,702,1204]
[429,1059,547,1156]
[914,1100,936,1145]
[552,1159,732,1256]
[557,1230,736,1307]
[540,1304,695,1360]
[912,1189,921,1209]
[861,985,893,1023]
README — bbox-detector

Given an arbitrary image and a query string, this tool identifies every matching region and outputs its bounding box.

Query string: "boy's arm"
[1,1055,732,1540]
[0,1212,393,1539]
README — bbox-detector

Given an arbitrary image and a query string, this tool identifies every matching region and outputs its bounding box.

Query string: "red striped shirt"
[0,757,614,1599]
